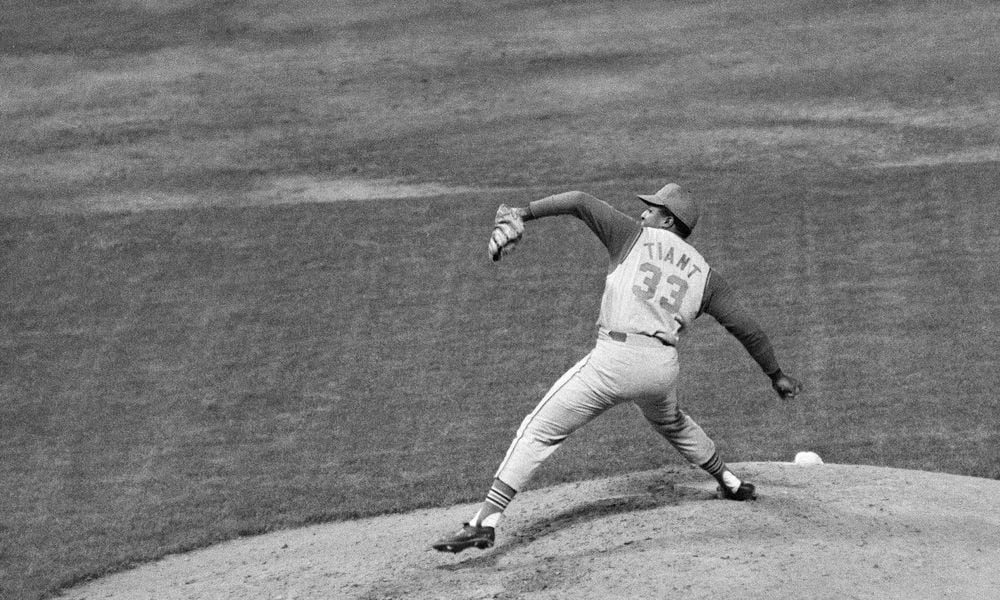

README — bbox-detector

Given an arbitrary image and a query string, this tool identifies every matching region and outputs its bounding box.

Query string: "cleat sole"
[431,541,491,553]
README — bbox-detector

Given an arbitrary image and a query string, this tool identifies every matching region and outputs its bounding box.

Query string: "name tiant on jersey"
[641,242,703,279]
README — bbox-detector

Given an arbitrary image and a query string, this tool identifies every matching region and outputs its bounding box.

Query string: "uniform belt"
[600,327,674,347]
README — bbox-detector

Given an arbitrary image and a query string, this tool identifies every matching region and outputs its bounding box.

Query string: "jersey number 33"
[632,263,689,315]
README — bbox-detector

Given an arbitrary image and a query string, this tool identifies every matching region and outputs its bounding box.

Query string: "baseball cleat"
[718,482,757,501]
[431,523,495,553]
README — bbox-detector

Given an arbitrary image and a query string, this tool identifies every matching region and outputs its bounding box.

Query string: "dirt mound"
[62,462,1000,599]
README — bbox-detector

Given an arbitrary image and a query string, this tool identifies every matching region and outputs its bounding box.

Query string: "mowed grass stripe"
[3,1,1000,213]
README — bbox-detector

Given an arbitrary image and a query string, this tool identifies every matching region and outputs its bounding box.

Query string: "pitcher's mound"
[63,462,1000,599]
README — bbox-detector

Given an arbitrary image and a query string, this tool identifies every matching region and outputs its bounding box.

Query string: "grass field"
[2,1,999,598]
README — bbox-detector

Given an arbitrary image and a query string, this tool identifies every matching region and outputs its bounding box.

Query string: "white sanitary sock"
[722,471,742,492]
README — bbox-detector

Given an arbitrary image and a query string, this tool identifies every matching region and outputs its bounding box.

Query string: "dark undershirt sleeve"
[527,191,641,263]
[700,270,782,377]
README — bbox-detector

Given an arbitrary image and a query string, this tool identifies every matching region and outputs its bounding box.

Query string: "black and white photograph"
[2,1,998,598]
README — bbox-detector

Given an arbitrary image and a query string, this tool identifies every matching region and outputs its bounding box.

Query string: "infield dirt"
[62,462,1000,600]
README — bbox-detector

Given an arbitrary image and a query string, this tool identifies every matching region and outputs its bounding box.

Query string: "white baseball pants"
[494,329,718,491]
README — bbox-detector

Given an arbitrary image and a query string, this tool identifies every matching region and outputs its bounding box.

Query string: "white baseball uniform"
[494,191,780,491]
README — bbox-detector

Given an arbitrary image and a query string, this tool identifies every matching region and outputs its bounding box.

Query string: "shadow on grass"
[436,481,716,570]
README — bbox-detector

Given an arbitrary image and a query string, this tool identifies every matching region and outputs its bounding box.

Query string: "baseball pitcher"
[433,183,803,553]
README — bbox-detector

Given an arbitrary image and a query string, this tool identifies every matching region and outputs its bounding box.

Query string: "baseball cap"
[636,183,699,232]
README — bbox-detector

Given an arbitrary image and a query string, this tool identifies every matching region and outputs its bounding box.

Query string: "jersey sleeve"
[700,270,781,377]
[527,191,641,262]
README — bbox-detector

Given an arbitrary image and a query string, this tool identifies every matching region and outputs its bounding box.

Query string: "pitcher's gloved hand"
[488,204,525,262]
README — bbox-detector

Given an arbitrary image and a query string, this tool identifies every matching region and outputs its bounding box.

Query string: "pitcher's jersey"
[526,191,778,373]
[598,227,710,345]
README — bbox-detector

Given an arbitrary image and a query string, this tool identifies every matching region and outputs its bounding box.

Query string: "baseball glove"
[488,204,525,262]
